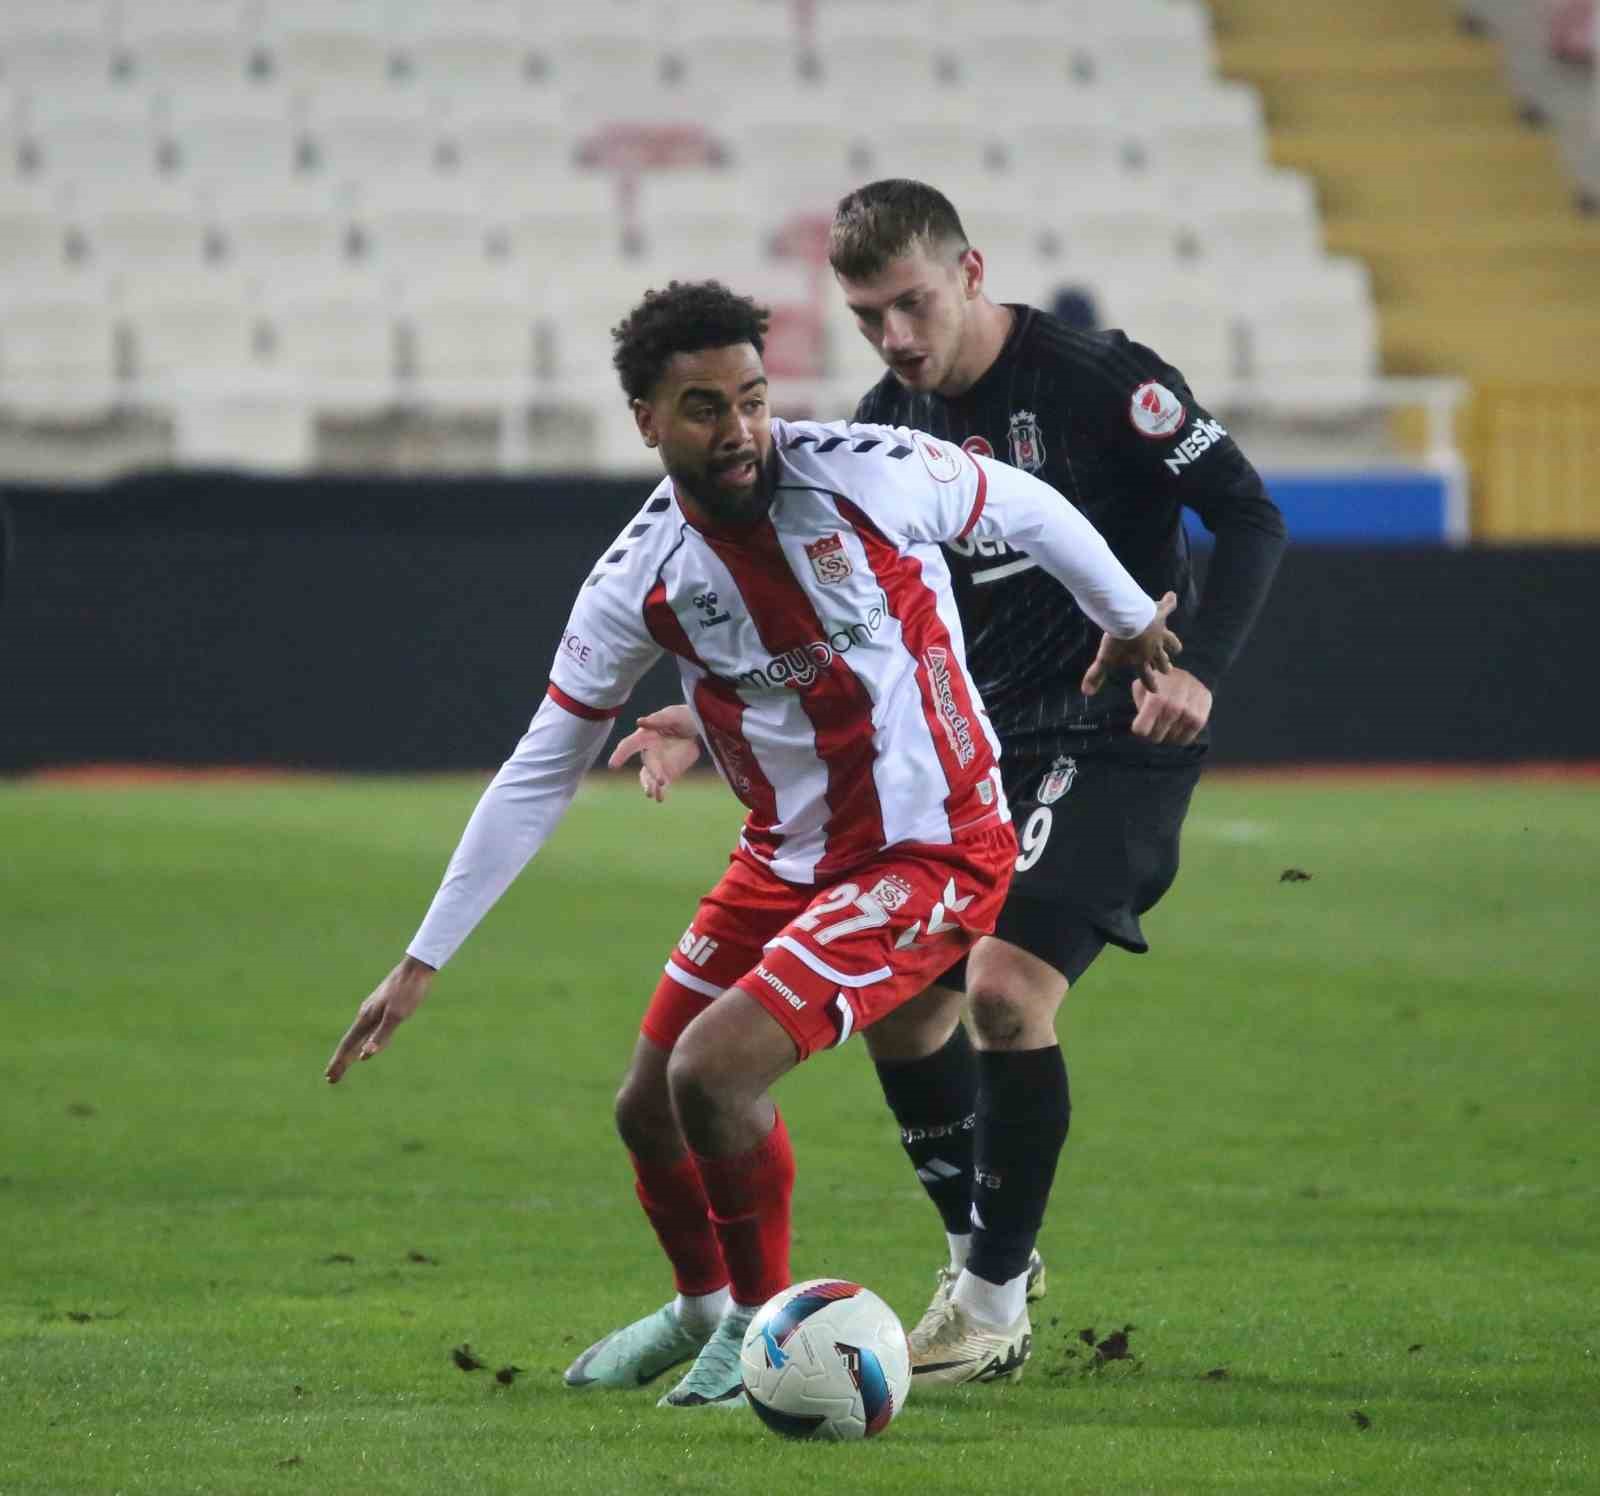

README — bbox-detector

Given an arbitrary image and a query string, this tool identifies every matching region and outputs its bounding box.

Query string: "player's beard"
[681,448,772,528]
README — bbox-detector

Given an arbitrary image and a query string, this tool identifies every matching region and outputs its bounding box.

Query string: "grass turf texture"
[2,772,1596,1495]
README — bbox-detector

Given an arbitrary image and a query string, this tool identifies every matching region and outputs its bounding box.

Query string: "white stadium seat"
[447,108,572,192]
[0,32,116,91]
[1179,169,1323,269]
[0,1,114,43]
[124,289,261,386]
[74,199,212,281]
[1130,82,1267,181]
[1091,270,1239,396]
[0,207,71,279]
[498,175,631,266]
[405,289,539,402]
[24,114,165,191]
[256,23,395,92]
[394,7,540,94]
[212,186,350,276]
[1046,181,1185,271]
[1235,257,1381,388]
[115,0,253,89]
[0,288,121,418]
[164,111,300,189]
[536,35,672,101]
[304,101,444,190]
[263,287,397,409]
[355,184,493,282]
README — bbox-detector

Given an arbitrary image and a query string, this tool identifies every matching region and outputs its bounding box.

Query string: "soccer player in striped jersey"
[616,182,1287,1387]
[323,280,1180,1408]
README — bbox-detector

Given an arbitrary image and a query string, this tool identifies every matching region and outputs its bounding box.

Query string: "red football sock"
[630,1150,728,1297]
[690,1110,796,1308]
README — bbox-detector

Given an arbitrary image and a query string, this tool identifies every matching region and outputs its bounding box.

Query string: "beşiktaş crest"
[1007,410,1046,472]
[804,532,852,585]
[1037,755,1077,804]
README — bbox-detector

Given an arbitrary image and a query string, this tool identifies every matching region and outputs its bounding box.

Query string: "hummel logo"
[693,590,731,628]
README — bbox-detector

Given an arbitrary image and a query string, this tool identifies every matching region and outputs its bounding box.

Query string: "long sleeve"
[407,695,614,969]
[968,452,1158,640]
[1181,472,1288,691]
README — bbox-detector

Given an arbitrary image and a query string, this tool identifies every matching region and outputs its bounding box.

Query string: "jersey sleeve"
[1090,333,1287,685]
[405,544,666,968]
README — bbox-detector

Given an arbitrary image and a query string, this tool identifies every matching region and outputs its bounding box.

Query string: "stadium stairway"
[1207,0,1600,537]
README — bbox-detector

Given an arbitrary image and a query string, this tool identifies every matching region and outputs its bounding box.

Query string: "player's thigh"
[861,982,967,1063]
[739,827,1015,1061]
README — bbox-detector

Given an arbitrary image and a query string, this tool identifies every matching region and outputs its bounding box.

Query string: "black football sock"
[873,1023,979,1240]
[967,1045,1071,1287]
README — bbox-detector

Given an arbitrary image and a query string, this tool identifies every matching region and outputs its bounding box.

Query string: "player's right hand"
[607,706,703,802]
[325,956,434,1084]
[1080,591,1182,697]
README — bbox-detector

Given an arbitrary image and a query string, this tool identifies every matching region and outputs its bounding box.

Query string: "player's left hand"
[1081,591,1182,696]
[1131,667,1213,745]
[325,956,435,1084]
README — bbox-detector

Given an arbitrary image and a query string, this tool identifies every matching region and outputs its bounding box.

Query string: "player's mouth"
[715,453,760,485]
[891,354,929,379]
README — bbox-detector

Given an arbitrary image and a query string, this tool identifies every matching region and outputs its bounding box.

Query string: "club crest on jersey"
[1129,381,1187,439]
[804,533,853,586]
[1038,755,1077,805]
[1007,410,1046,472]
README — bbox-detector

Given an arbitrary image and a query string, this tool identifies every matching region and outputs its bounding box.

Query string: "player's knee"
[968,987,1032,1047]
[614,1068,674,1155]
[665,1039,725,1139]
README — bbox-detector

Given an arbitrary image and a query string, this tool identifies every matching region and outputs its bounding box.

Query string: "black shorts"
[941,742,1205,992]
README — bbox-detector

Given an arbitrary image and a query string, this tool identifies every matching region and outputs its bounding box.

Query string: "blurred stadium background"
[0,0,1597,770]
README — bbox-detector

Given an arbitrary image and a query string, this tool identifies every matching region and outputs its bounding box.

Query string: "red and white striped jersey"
[407,418,1155,968]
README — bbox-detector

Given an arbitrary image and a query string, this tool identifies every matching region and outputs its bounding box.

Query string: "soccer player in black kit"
[613,179,1286,1385]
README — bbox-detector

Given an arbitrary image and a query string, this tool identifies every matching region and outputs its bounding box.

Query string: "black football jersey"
[853,306,1286,755]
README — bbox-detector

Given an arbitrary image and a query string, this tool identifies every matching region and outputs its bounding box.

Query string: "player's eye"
[741,398,765,414]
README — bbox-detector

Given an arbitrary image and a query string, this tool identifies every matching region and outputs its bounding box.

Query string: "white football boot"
[906,1250,1044,1386]
[656,1306,754,1408]
[564,1302,709,1390]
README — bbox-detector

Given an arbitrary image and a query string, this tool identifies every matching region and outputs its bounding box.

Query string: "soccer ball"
[740,1279,911,1441]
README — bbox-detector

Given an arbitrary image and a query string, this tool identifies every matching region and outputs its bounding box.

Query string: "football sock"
[873,1023,979,1240]
[689,1109,796,1309]
[673,1287,731,1335]
[630,1149,728,1298]
[967,1045,1070,1288]
[946,1231,972,1272]
[952,1264,1031,1329]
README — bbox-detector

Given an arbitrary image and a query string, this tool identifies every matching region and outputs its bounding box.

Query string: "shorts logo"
[1038,755,1077,805]
[867,875,914,913]
[961,434,995,460]
[754,964,806,1011]
[1129,381,1187,439]
[804,533,853,586]
[917,436,963,483]
[1007,410,1046,472]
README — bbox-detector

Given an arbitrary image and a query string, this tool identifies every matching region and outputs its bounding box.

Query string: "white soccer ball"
[739,1278,911,1441]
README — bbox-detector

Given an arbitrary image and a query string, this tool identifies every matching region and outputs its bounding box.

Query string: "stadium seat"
[23,113,165,194]
[1044,181,1184,271]
[162,105,301,190]
[0,287,121,418]
[1178,169,1323,269]
[172,388,313,470]
[0,31,117,91]
[863,118,1006,186]
[1234,257,1381,390]
[1090,270,1239,396]
[212,185,351,277]
[0,206,71,280]
[670,36,810,101]
[123,288,262,388]
[1000,117,1138,185]
[807,36,942,101]
[354,183,494,282]
[536,35,673,101]
[0,1,114,43]
[263,286,398,410]
[634,172,771,272]
[73,195,213,284]
[498,177,633,270]
[255,12,396,93]
[303,96,445,191]
[404,286,539,404]
[446,103,572,194]
[115,1,254,90]
[1129,82,1268,181]
[393,10,540,94]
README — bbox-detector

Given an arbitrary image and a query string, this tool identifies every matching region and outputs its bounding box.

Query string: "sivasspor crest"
[1037,755,1077,805]
[804,532,853,586]
[1007,410,1046,472]
[867,874,914,913]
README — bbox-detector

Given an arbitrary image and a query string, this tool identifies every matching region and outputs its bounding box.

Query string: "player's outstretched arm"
[1081,591,1183,697]
[325,955,436,1083]
[607,706,703,802]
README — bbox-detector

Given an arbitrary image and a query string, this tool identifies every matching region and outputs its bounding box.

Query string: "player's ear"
[632,398,658,448]
[959,246,985,300]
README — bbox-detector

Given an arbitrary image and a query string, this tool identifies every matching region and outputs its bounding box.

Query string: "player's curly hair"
[828,179,970,281]
[611,280,771,402]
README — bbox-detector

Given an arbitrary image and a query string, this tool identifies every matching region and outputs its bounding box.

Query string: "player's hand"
[324,956,435,1084]
[606,706,702,802]
[1081,591,1182,696]
[1131,667,1212,745]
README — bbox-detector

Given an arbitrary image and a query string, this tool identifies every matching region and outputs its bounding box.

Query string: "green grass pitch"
[2,770,1596,1494]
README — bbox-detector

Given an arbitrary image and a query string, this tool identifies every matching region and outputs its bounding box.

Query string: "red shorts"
[642,824,1017,1061]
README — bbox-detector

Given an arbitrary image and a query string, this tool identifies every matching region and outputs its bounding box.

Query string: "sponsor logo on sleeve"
[1007,410,1046,471]
[917,436,963,483]
[804,532,853,585]
[961,434,995,459]
[1163,417,1228,475]
[1129,381,1187,439]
